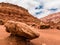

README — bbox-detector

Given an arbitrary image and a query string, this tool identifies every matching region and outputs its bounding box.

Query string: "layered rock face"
[40,12,60,29]
[0,2,40,29]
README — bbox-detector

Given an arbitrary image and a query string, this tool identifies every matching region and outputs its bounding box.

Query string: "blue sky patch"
[48,8,58,11]
[35,5,44,9]
[35,11,43,15]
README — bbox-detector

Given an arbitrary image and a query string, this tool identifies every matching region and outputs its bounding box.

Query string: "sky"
[0,0,60,18]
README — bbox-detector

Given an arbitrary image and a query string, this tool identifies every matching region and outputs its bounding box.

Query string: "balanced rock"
[4,20,40,40]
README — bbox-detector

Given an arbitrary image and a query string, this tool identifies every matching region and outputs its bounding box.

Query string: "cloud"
[29,0,60,18]
[0,0,6,2]
[44,0,60,9]
[0,0,60,18]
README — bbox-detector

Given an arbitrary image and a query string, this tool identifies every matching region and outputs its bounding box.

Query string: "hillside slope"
[40,12,60,29]
[0,2,40,29]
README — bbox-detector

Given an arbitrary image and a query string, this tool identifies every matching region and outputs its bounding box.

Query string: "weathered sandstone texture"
[40,12,60,30]
[4,20,39,40]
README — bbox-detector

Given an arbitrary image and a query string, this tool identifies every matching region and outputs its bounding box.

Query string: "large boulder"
[4,20,40,40]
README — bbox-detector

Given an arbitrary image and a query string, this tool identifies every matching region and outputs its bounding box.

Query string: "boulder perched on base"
[4,20,40,40]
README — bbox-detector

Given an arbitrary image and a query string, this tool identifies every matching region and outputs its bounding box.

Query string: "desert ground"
[31,29,60,45]
[0,25,60,45]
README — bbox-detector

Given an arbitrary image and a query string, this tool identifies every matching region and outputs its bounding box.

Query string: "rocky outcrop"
[0,20,40,45]
[4,20,39,40]
[40,12,60,30]
[40,22,50,29]
[40,24,50,29]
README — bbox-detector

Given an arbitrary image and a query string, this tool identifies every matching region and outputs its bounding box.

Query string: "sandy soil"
[0,25,60,45]
[31,29,60,45]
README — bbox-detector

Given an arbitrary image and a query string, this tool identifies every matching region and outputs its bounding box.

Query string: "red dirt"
[31,29,60,45]
[0,25,60,45]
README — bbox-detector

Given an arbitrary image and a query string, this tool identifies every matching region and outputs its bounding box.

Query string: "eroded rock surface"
[40,12,60,30]
[4,20,39,40]
[0,2,40,29]
[0,20,39,45]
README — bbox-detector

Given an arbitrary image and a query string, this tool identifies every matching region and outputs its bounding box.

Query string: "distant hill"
[40,12,60,29]
[0,2,41,29]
